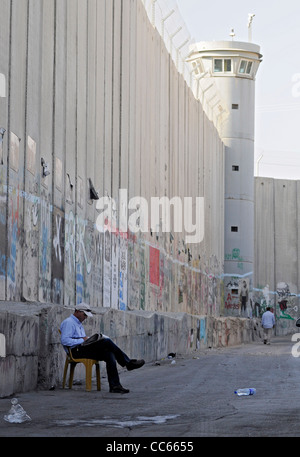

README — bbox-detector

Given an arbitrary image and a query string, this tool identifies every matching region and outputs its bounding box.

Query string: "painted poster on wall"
[27,136,36,175]
[10,132,19,172]
[149,246,160,286]
[103,228,111,307]
[111,232,119,309]
[52,206,64,304]
[119,236,128,311]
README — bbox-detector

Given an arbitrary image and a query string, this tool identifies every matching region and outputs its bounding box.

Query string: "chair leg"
[69,363,76,389]
[62,360,69,389]
[96,363,101,391]
[85,361,93,392]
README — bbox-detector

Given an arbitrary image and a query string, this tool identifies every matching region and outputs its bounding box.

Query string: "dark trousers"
[71,338,130,388]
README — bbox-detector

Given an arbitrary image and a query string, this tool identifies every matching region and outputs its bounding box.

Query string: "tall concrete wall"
[0,0,224,315]
[254,177,300,334]
[0,0,232,395]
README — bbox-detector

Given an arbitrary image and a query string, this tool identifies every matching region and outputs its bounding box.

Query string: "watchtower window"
[246,61,253,73]
[231,226,238,232]
[213,59,232,73]
[224,59,232,72]
[232,165,239,171]
[239,60,253,75]
[214,59,223,72]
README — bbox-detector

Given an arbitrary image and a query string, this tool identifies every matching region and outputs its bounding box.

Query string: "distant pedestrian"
[261,307,275,345]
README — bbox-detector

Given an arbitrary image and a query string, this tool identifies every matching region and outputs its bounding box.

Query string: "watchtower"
[188,37,262,314]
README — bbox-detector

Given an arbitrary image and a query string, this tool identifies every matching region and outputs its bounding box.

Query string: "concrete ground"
[0,334,299,439]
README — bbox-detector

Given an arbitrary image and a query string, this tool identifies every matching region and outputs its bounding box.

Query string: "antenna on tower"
[229,28,235,40]
[248,13,255,42]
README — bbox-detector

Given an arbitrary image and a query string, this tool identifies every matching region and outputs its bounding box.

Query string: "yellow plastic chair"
[59,330,101,392]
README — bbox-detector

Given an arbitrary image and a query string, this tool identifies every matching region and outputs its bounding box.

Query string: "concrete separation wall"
[254,177,300,334]
[0,1,264,396]
[0,302,262,398]
[0,0,224,312]
[1,1,295,398]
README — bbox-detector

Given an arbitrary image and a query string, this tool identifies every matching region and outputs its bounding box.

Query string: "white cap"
[75,303,93,317]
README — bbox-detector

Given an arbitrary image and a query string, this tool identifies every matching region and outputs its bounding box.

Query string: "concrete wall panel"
[254,177,299,333]
[23,1,42,303]
[7,1,28,302]
[52,0,67,305]
[254,178,275,291]
[0,0,11,300]
[64,0,77,307]
[38,0,55,304]
[127,0,137,201]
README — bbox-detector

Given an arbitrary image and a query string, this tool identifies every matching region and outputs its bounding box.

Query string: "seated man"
[60,303,145,393]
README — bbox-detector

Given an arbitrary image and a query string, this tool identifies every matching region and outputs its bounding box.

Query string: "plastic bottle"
[234,388,256,396]
[3,398,32,423]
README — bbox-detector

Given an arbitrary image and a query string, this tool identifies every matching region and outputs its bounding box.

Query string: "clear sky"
[176,0,300,179]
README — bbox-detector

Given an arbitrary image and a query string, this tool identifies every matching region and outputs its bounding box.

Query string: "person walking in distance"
[261,306,275,345]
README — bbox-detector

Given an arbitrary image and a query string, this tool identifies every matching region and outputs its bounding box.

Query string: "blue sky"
[176,0,300,179]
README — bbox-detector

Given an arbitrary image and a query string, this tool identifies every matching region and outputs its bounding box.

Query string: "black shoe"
[109,385,130,394]
[127,359,145,371]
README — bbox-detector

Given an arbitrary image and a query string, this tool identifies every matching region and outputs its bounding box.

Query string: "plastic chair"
[59,330,101,392]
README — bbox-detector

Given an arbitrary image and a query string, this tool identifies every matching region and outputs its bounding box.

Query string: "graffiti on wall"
[39,193,51,302]
[111,233,119,309]
[224,279,239,312]
[119,235,128,311]
[7,193,19,291]
[253,282,298,321]
[196,318,206,348]
[103,229,111,307]
[128,238,139,310]
[0,183,5,285]
[140,244,146,310]
[149,246,160,286]
[276,282,298,320]
[224,277,251,317]
[52,207,64,304]
[225,248,244,272]
[0,176,223,314]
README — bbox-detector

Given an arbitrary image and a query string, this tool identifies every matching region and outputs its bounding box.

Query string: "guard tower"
[188,37,262,314]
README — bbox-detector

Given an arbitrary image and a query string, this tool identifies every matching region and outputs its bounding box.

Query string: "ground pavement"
[0,333,299,443]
